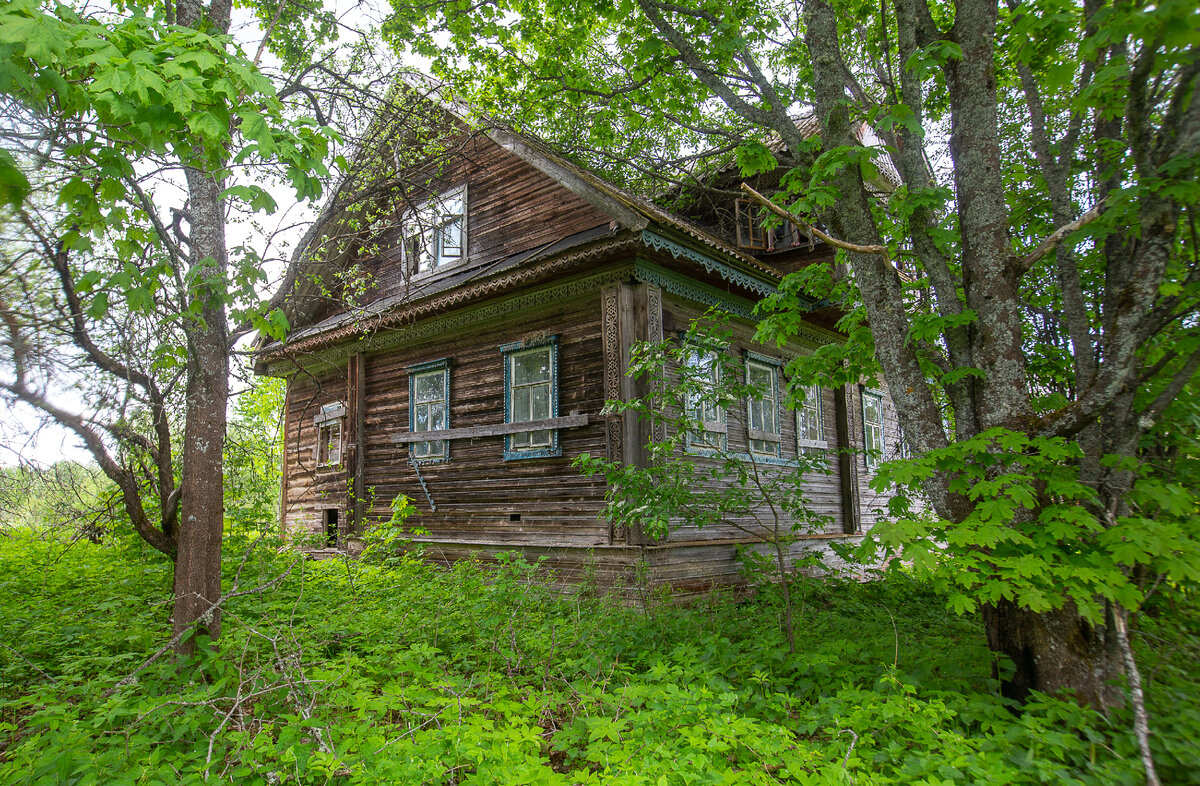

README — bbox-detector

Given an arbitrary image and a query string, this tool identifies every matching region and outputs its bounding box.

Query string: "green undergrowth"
[0,530,1196,785]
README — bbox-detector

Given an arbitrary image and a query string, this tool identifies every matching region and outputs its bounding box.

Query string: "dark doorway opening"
[324,509,339,548]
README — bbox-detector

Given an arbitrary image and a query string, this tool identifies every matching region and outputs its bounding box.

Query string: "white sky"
[1,0,393,467]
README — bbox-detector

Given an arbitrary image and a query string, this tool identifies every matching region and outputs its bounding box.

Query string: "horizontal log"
[389,413,591,443]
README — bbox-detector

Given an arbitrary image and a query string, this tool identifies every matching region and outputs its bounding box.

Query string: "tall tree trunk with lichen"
[171,0,233,656]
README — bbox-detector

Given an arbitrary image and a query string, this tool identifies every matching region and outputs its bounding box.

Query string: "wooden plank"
[389,413,590,442]
[835,383,860,534]
[353,352,366,528]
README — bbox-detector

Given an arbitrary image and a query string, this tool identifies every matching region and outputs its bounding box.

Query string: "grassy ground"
[0,530,1196,785]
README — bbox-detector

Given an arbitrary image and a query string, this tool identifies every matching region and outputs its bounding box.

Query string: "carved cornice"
[261,236,638,367]
[633,262,758,320]
[640,230,777,298]
[265,265,635,375]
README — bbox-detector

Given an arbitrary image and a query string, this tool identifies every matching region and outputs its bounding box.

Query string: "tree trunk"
[982,599,1124,709]
[171,0,233,659]
[172,305,228,655]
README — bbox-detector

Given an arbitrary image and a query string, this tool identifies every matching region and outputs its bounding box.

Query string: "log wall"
[282,287,611,549]
[361,135,613,306]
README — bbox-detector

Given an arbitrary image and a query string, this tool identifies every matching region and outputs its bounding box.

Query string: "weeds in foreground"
[0,530,1196,784]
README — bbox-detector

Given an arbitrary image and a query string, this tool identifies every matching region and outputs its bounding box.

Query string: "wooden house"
[255,102,908,596]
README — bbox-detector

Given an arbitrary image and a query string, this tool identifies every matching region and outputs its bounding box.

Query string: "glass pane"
[512,354,530,386]
[441,191,463,216]
[748,399,764,431]
[864,395,883,426]
[511,430,529,449]
[512,386,531,422]
[528,429,551,448]
[531,383,550,420]
[415,405,429,432]
[513,349,550,385]
[415,371,444,403]
[413,440,430,458]
[439,217,462,257]
[748,365,770,392]
[430,402,445,431]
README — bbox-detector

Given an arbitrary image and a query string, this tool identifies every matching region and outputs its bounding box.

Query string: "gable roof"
[256,82,791,363]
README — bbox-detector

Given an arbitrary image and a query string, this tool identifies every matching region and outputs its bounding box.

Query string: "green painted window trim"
[501,335,560,460]
[744,353,783,459]
[408,358,451,463]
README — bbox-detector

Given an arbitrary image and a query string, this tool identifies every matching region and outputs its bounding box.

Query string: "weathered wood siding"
[360,135,613,306]
[659,294,850,544]
[282,287,612,549]
[281,362,352,541]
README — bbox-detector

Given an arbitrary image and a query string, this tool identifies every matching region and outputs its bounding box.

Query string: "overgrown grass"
[0,529,1196,784]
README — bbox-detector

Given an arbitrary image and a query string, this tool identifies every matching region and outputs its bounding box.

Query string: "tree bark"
[982,599,1124,709]
[172,0,233,656]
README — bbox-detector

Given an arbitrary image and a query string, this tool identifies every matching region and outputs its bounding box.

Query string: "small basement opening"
[509,513,521,522]
[323,509,339,548]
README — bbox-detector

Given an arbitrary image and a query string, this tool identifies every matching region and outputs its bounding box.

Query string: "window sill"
[503,446,563,461]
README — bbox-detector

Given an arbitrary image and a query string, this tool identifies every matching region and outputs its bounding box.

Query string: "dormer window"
[735,198,767,250]
[403,185,467,275]
[735,197,803,253]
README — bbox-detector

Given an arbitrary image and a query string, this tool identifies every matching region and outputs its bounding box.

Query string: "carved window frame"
[862,388,885,471]
[408,358,451,464]
[501,335,560,460]
[744,352,783,458]
[795,384,828,450]
[681,339,728,455]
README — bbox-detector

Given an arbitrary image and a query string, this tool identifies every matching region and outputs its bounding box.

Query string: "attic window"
[735,198,767,250]
[736,198,804,252]
[403,185,467,275]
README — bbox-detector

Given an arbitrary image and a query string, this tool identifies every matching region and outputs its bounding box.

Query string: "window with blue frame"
[744,354,782,458]
[408,358,450,462]
[502,336,559,459]
[862,389,885,471]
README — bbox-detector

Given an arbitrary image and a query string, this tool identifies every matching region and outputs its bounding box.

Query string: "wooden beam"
[389,413,590,443]
[834,384,860,534]
[352,352,366,529]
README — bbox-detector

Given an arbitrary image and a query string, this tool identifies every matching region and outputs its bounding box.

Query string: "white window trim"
[744,354,782,458]
[796,384,828,450]
[862,388,885,471]
[683,343,727,454]
[402,185,467,276]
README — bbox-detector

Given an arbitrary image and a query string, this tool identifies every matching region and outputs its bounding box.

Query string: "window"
[745,355,782,458]
[683,344,727,452]
[796,385,826,448]
[734,198,767,250]
[408,358,450,462]
[403,185,466,275]
[502,336,559,459]
[314,402,344,467]
[895,424,912,460]
[862,389,885,471]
